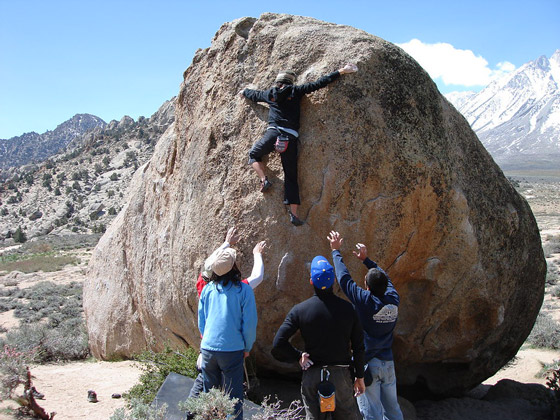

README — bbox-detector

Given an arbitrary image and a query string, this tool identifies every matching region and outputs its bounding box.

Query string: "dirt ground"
[0,361,141,420]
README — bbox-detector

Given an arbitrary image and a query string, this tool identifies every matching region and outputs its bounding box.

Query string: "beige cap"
[211,248,237,276]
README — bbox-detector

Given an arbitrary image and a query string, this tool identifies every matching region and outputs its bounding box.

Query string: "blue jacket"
[332,250,400,361]
[198,280,258,353]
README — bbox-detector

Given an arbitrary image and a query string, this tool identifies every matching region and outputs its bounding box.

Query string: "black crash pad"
[151,372,262,419]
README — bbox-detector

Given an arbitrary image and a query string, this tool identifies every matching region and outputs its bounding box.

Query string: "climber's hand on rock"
[339,63,358,74]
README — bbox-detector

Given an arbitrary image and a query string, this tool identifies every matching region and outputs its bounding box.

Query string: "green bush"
[125,346,198,405]
[13,226,26,243]
[527,313,560,349]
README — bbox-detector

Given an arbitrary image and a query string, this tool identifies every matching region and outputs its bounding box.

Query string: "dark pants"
[201,349,245,420]
[188,372,204,399]
[248,129,300,205]
[301,366,362,420]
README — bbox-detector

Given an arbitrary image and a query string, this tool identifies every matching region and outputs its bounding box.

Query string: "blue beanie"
[310,256,334,290]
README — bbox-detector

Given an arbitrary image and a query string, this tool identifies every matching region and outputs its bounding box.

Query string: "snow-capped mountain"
[447,50,560,170]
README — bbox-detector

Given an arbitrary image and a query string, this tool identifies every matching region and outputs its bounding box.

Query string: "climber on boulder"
[239,63,358,226]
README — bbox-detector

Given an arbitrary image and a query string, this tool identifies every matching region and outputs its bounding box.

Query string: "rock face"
[83,14,546,395]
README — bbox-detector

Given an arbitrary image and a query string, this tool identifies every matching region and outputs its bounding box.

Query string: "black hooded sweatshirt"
[271,287,365,378]
[242,71,341,132]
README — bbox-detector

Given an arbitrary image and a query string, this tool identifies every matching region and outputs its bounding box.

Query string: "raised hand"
[327,231,343,250]
[253,240,267,254]
[353,243,368,261]
[225,227,240,245]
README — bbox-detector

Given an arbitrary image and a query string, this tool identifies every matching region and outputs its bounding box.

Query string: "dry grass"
[0,253,78,274]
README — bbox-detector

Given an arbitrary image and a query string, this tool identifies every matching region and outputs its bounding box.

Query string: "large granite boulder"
[83,13,546,395]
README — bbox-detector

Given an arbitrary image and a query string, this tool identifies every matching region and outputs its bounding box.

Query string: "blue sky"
[0,0,558,139]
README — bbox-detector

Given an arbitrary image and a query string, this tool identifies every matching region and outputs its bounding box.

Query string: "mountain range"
[0,114,107,170]
[0,100,175,242]
[445,50,560,172]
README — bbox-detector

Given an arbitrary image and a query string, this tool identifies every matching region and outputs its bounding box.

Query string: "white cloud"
[397,39,516,87]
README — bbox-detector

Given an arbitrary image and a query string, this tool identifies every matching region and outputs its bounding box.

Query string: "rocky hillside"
[0,99,175,244]
[0,114,107,170]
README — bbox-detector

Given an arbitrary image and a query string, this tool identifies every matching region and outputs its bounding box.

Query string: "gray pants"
[301,366,362,420]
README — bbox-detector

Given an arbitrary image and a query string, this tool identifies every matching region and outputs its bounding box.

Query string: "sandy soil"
[0,361,141,420]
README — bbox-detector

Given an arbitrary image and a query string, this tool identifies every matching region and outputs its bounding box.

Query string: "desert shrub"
[125,346,198,405]
[0,345,36,400]
[91,223,106,234]
[552,286,560,298]
[13,227,26,243]
[251,397,305,420]
[538,359,560,378]
[527,313,560,349]
[543,234,560,257]
[110,173,119,181]
[110,399,168,420]
[547,262,560,285]
[179,387,237,420]
[0,319,88,363]
[13,281,82,324]
[0,281,87,362]
[0,299,22,313]
[124,151,137,167]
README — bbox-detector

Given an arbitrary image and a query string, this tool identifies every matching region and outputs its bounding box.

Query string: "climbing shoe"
[289,212,304,226]
[260,177,272,192]
[30,387,44,400]
[87,390,98,403]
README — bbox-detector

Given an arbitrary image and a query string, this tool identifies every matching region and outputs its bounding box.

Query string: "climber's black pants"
[248,129,300,205]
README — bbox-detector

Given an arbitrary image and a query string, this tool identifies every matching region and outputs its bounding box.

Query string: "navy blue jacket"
[242,71,340,131]
[332,250,400,361]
